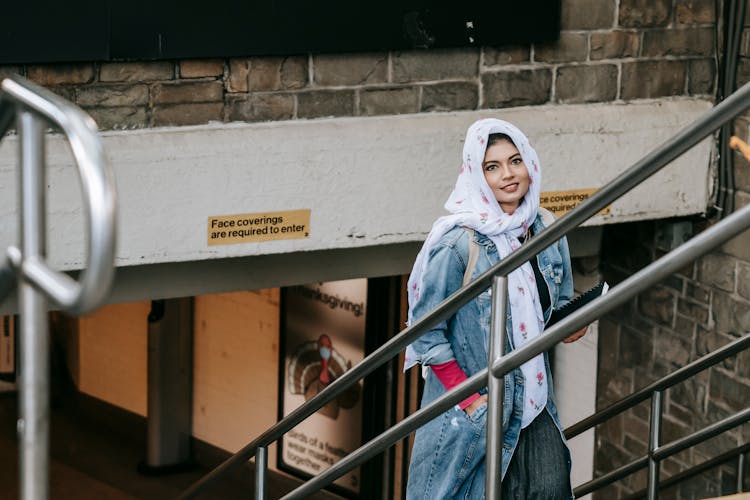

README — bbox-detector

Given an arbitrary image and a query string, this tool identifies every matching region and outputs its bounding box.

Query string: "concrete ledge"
[0,99,713,271]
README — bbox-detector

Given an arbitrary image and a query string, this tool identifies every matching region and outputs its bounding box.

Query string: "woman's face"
[482,138,530,215]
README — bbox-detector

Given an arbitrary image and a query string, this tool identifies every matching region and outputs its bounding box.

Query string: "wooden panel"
[192,289,280,465]
[78,302,149,416]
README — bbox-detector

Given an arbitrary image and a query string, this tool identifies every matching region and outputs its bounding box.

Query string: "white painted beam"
[0,99,713,274]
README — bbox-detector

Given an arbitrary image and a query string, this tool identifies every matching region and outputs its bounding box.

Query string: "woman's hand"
[464,394,489,415]
[563,326,588,343]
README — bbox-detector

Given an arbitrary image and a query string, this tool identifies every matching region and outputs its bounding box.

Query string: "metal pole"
[255,446,267,500]
[486,276,507,499]
[145,298,193,470]
[647,391,663,500]
[738,452,746,493]
[17,110,49,500]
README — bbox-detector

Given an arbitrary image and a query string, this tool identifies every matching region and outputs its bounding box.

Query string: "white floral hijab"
[405,118,548,428]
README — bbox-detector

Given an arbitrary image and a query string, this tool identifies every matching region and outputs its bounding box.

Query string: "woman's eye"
[511,158,522,165]
[485,164,497,171]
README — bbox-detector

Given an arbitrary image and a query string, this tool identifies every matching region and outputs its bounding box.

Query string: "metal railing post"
[255,446,267,500]
[1,75,116,500]
[738,452,746,492]
[647,391,663,500]
[486,276,507,499]
[17,110,49,500]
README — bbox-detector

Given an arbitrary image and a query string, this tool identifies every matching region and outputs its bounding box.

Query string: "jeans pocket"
[465,402,488,424]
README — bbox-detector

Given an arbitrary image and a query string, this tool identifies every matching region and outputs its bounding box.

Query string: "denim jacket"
[406,212,575,499]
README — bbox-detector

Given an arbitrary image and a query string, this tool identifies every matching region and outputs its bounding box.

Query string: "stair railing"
[567,333,750,497]
[623,442,750,499]
[180,80,750,500]
[0,75,117,500]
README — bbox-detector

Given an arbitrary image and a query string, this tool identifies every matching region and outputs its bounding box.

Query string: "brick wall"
[0,0,737,498]
[0,0,715,130]
[596,217,750,499]
[593,7,750,498]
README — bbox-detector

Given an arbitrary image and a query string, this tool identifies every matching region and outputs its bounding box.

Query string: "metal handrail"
[565,333,750,440]
[0,75,117,314]
[0,75,117,500]
[180,80,750,500]
[574,407,750,497]
[623,442,750,500]
[564,332,750,496]
[279,202,750,500]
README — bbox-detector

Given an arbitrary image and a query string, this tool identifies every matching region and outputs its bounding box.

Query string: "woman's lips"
[501,183,519,192]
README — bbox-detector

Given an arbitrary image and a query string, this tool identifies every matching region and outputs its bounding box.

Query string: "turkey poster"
[279,278,366,494]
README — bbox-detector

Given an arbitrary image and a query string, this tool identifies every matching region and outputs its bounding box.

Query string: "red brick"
[555,65,618,104]
[709,368,750,409]
[26,63,94,85]
[359,87,418,116]
[637,286,674,324]
[248,57,307,91]
[421,82,478,112]
[688,59,715,95]
[297,90,355,118]
[153,102,224,126]
[392,49,478,83]
[77,84,149,107]
[534,33,588,63]
[711,291,750,333]
[228,59,250,92]
[226,93,294,122]
[621,61,687,99]
[481,69,552,108]
[313,53,387,86]
[483,46,530,66]
[153,81,223,104]
[47,86,76,102]
[642,28,714,57]
[698,253,737,292]
[561,0,616,29]
[675,0,715,24]
[100,62,174,82]
[619,0,672,27]
[590,31,640,60]
[180,59,224,78]
[685,280,711,303]
[654,329,691,366]
[86,106,148,130]
[721,231,750,264]
[743,32,750,58]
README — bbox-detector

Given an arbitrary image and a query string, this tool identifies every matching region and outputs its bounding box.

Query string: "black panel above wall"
[0,0,560,64]
[0,1,108,64]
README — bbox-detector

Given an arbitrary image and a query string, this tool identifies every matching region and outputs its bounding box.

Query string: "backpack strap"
[462,228,480,287]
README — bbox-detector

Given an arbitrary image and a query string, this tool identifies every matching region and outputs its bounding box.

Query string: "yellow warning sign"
[540,189,611,218]
[208,209,311,246]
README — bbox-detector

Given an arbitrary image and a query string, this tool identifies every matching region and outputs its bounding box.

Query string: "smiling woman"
[403,118,588,499]
[482,133,531,215]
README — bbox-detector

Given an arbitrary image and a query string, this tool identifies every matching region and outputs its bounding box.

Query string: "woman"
[404,118,586,499]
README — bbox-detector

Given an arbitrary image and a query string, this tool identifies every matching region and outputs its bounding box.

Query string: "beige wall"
[77,302,150,416]
[71,290,282,465]
[192,289,280,466]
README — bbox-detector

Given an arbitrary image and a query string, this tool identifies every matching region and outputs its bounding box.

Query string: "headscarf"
[405,118,547,428]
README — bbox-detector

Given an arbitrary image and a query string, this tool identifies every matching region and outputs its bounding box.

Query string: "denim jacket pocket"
[464,402,488,424]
